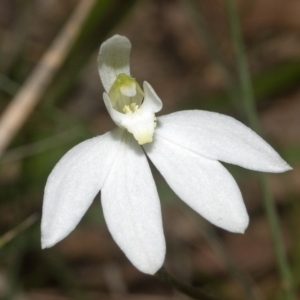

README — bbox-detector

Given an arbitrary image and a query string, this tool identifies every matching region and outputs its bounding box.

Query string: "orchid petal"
[103,92,123,127]
[155,111,291,173]
[144,135,249,233]
[141,82,163,113]
[41,129,124,248]
[101,133,165,274]
[98,35,131,93]
[103,88,160,145]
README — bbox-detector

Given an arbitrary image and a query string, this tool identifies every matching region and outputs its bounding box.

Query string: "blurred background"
[0,0,299,299]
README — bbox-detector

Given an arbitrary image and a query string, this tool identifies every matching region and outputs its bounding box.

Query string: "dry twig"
[0,0,96,157]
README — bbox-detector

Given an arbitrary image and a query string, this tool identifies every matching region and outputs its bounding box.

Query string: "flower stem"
[157,267,218,300]
[225,1,295,299]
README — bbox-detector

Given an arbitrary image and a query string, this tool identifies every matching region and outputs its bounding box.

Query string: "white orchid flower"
[41,35,292,275]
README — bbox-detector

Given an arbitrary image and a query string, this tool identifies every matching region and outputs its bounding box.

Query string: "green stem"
[182,0,242,114]
[225,1,295,299]
[0,214,38,249]
[225,0,258,131]
[183,0,233,77]
[157,267,218,300]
